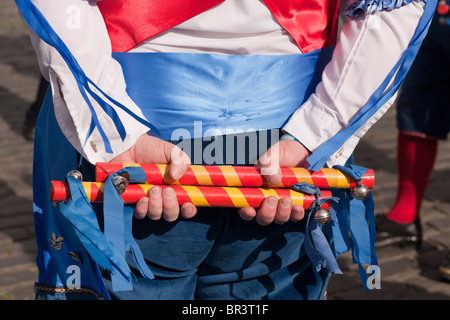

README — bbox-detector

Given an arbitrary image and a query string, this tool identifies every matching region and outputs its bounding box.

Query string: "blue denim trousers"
[98,207,329,300]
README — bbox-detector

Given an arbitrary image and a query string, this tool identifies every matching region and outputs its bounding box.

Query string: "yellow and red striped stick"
[95,163,374,189]
[50,181,332,210]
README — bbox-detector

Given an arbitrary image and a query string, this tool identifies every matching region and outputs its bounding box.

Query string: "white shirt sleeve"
[282,1,425,167]
[22,0,150,164]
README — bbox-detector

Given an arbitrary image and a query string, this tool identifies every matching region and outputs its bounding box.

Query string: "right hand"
[238,139,311,226]
[110,133,197,222]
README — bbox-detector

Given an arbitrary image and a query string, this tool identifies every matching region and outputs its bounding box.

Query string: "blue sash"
[112,50,333,141]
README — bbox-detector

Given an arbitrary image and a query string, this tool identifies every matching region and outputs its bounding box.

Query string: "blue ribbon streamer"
[57,177,134,284]
[307,0,438,171]
[332,165,379,290]
[15,0,157,156]
[333,164,369,181]
[294,161,379,290]
[103,166,154,292]
[354,193,377,290]
[292,182,341,275]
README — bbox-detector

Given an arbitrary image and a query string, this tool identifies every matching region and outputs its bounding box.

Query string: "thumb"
[166,143,191,181]
[257,140,310,185]
[257,142,282,185]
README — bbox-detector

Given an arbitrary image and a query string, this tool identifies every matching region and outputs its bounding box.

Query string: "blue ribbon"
[332,165,379,290]
[307,0,438,171]
[57,176,134,285]
[103,166,154,292]
[292,182,341,275]
[58,167,154,293]
[333,164,370,181]
[15,0,157,156]
[294,161,379,290]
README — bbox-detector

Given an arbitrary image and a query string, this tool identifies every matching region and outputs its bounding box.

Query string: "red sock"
[387,132,438,224]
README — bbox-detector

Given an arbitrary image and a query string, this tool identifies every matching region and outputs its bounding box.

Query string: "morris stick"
[50,181,332,210]
[95,163,374,189]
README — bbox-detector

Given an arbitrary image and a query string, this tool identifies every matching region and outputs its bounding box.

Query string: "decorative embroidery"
[35,284,104,300]
[48,233,64,250]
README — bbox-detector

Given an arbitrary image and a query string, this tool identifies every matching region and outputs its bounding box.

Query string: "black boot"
[374,214,422,249]
[439,252,450,282]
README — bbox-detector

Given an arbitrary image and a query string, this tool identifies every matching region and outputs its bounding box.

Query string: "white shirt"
[22,0,425,166]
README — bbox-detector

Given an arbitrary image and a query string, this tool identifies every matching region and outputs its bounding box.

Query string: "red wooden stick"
[50,181,332,210]
[95,163,374,189]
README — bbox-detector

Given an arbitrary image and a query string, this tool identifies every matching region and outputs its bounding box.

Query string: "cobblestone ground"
[328,107,450,300]
[1,1,450,300]
[0,0,41,300]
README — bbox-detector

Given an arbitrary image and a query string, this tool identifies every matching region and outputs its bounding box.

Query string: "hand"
[111,133,197,222]
[238,139,311,226]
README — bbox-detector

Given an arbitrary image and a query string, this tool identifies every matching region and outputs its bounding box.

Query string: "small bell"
[314,209,331,225]
[112,175,129,194]
[67,170,83,181]
[350,183,371,200]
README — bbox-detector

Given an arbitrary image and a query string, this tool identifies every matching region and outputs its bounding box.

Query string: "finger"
[238,207,257,221]
[134,197,149,219]
[255,196,278,226]
[181,202,197,219]
[147,186,163,220]
[161,187,180,222]
[257,143,283,185]
[273,197,292,225]
[257,143,280,178]
[290,204,305,222]
[276,140,311,168]
[167,145,191,181]
[264,166,283,186]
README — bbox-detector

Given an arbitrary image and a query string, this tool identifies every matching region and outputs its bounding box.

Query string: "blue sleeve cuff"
[345,0,427,17]
[280,133,300,143]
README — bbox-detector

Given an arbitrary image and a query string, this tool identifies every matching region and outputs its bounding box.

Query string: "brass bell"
[350,183,371,200]
[66,170,83,181]
[112,175,129,194]
[314,209,331,225]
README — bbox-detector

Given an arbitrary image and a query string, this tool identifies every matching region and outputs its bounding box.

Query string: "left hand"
[110,134,196,222]
[238,139,311,226]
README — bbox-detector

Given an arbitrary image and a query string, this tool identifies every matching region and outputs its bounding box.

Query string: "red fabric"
[262,0,340,53]
[97,0,224,52]
[387,133,438,224]
[97,0,341,53]
[437,4,450,16]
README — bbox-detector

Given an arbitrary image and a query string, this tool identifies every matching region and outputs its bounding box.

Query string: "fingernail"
[291,205,304,220]
[267,197,278,208]
[163,188,175,199]
[182,205,192,215]
[150,187,161,198]
[281,197,292,208]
